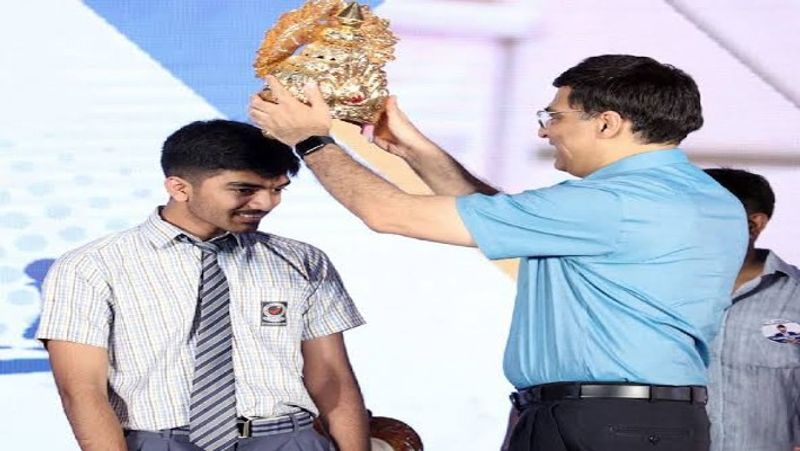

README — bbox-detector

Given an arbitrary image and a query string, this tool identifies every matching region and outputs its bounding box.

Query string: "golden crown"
[254,0,397,124]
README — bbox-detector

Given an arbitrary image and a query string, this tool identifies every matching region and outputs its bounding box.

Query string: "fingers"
[372,136,391,150]
[385,95,399,113]
[248,103,274,131]
[250,93,264,108]
[386,95,411,122]
[361,124,375,142]
[250,94,273,112]
[303,81,327,112]
[265,75,293,103]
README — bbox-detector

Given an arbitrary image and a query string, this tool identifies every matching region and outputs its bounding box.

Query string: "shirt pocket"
[724,328,800,369]
[751,337,800,369]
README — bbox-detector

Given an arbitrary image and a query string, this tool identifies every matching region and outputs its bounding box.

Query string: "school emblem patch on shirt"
[261,301,288,326]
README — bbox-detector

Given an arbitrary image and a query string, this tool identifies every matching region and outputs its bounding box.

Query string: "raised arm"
[302,333,369,451]
[46,340,126,451]
[249,78,476,247]
[368,96,499,196]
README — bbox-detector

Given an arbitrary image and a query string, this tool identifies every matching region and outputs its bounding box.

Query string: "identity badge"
[761,319,800,345]
[261,301,288,326]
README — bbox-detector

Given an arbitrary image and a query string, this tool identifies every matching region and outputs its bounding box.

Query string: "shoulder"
[53,229,132,268]
[529,180,624,215]
[462,180,623,212]
[50,225,148,278]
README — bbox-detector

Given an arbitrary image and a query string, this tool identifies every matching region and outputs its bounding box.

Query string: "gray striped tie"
[186,236,238,451]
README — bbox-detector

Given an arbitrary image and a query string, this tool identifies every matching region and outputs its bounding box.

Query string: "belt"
[236,411,315,438]
[130,411,315,439]
[510,382,707,412]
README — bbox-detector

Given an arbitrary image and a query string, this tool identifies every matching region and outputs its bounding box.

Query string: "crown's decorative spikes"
[255,0,396,124]
[337,2,364,26]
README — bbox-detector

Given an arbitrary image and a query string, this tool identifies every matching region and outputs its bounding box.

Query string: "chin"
[230,222,260,233]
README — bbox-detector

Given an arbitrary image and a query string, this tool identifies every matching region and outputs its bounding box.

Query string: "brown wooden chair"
[369,415,423,451]
[314,411,423,450]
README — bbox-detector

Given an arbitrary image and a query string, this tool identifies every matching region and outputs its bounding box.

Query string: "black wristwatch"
[293,135,336,159]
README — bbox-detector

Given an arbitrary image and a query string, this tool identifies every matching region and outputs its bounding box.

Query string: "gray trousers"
[124,427,333,451]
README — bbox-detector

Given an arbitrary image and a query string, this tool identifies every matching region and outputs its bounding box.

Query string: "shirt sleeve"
[455,181,624,259]
[36,252,113,348]
[302,251,365,341]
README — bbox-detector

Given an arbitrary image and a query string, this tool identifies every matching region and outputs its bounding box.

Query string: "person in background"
[704,168,800,451]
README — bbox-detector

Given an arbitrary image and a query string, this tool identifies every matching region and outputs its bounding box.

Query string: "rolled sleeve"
[456,181,624,259]
[36,253,113,348]
[302,253,364,340]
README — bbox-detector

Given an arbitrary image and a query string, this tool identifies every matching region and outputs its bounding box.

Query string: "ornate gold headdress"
[254,0,397,124]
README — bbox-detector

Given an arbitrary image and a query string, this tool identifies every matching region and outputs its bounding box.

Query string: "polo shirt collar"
[142,207,243,248]
[584,148,687,180]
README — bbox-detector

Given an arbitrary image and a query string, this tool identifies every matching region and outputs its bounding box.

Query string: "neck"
[161,202,225,241]
[588,142,677,176]
[608,142,676,162]
[734,247,768,292]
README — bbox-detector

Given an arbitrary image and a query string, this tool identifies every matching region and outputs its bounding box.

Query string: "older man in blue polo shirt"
[249,54,747,451]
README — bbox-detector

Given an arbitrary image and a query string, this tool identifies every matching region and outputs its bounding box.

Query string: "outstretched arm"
[367,96,499,196]
[302,333,369,451]
[249,78,476,247]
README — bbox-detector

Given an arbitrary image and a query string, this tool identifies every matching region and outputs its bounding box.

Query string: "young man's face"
[537,87,600,177]
[183,170,290,238]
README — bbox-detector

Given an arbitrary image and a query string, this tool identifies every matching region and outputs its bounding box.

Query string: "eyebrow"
[227,182,263,189]
[226,180,292,189]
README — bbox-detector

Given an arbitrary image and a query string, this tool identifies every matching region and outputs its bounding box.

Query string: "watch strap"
[294,135,336,159]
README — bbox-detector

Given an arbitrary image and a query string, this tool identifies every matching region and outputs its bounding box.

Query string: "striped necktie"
[184,235,238,451]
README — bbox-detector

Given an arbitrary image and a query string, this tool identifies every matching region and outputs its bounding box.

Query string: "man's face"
[778,325,787,333]
[537,87,599,177]
[183,170,290,237]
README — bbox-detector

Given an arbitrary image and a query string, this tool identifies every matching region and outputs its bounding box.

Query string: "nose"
[538,126,548,138]
[249,190,281,211]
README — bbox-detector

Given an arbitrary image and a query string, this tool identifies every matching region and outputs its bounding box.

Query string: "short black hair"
[704,168,775,218]
[161,120,300,180]
[554,55,703,145]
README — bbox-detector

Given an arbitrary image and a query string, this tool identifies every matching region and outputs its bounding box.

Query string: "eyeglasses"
[536,110,584,128]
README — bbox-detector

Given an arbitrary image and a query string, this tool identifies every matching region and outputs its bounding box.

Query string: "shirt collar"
[762,250,800,281]
[142,208,243,249]
[584,148,688,180]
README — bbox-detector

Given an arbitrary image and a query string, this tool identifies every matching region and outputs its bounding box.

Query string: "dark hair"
[554,55,703,145]
[161,120,300,180]
[704,168,775,218]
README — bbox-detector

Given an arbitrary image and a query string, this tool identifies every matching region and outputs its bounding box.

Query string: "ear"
[164,176,193,202]
[747,212,770,241]
[595,111,624,138]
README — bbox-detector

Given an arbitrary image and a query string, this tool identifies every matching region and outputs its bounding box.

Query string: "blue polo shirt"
[456,149,747,388]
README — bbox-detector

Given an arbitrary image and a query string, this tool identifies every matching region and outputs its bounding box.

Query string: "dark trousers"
[508,398,710,451]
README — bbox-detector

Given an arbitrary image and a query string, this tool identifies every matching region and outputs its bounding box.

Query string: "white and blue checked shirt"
[37,209,365,431]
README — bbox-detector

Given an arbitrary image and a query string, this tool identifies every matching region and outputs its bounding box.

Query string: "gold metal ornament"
[254,0,397,125]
